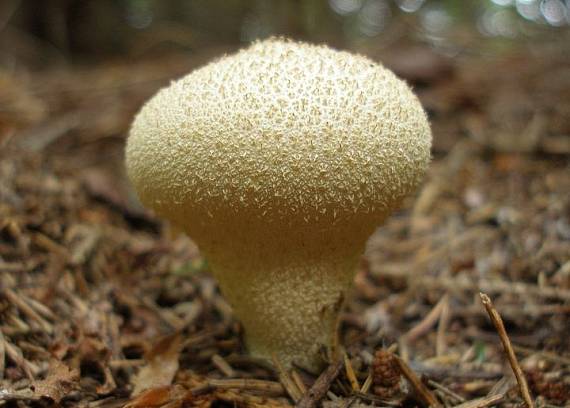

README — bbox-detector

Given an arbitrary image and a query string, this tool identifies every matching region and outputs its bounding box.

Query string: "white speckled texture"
[126,38,431,370]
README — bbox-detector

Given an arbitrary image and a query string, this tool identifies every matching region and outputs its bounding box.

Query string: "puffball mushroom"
[126,38,431,371]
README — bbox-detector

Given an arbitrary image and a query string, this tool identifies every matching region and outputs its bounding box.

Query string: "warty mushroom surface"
[126,38,432,371]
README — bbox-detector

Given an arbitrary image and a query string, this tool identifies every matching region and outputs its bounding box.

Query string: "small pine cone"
[372,349,401,398]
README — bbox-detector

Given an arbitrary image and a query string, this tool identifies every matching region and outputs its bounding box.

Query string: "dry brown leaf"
[30,360,79,403]
[124,384,190,408]
[131,333,182,396]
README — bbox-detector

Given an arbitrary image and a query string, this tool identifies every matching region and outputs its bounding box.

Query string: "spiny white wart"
[126,38,432,371]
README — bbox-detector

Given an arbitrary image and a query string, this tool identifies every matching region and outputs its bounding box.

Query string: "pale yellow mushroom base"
[204,237,363,371]
[181,213,378,372]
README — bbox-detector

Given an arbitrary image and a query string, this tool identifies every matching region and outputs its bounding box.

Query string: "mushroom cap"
[126,38,431,242]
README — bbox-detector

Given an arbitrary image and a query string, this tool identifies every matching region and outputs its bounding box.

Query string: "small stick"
[291,370,307,394]
[0,329,5,379]
[3,289,53,334]
[394,356,441,408]
[343,353,360,392]
[404,294,449,343]
[272,355,303,403]
[296,360,343,408]
[7,313,30,332]
[2,339,37,379]
[353,391,402,406]
[212,354,235,378]
[339,396,357,408]
[360,372,373,393]
[32,232,70,259]
[512,345,570,366]
[88,397,129,408]
[436,297,450,356]
[0,261,26,272]
[207,378,285,395]
[487,376,512,397]
[22,293,56,321]
[479,293,534,408]
[326,391,339,401]
[109,359,145,369]
[450,393,504,408]
[183,326,228,348]
[190,386,290,406]
[427,380,466,404]
[370,267,570,301]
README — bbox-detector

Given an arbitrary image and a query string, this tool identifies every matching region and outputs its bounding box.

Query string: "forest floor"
[0,39,569,407]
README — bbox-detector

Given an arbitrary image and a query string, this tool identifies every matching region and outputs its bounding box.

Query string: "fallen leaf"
[124,384,190,408]
[131,333,182,396]
[30,360,79,403]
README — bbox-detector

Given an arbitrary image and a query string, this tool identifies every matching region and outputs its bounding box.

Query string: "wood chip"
[394,356,441,408]
[344,353,360,392]
[480,293,534,408]
[450,393,504,408]
[212,353,235,377]
[272,355,303,403]
[297,360,343,408]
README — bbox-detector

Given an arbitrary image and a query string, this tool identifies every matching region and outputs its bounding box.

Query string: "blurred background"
[1,0,569,157]
[2,0,569,191]
[2,0,570,64]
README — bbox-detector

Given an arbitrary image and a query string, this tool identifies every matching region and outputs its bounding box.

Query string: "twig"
[183,326,228,348]
[343,353,360,392]
[0,261,26,272]
[216,390,293,407]
[436,296,450,356]
[512,345,570,366]
[212,354,235,377]
[487,376,513,397]
[353,391,402,406]
[2,339,38,379]
[394,356,441,408]
[0,329,5,379]
[410,362,503,381]
[450,393,504,408]
[3,289,53,334]
[291,370,307,394]
[427,379,466,404]
[338,396,357,408]
[480,293,534,408]
[207,378,285,396]
[403,294,449,343]
[0,391,39,403]
[189,384,291,406]
[6,312,31,332]
[21,294,56,321]
[370,267,570,301]
[109,359,145,369]
[87,396,129,407]
[272,355,303,403]
[326,391,339,401]
[296,360,343,408]
[360,372,373,393]
[141,298,185,330]
[31,232,70,259]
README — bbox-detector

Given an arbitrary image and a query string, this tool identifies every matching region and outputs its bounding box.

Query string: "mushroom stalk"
[202,228,368,370]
